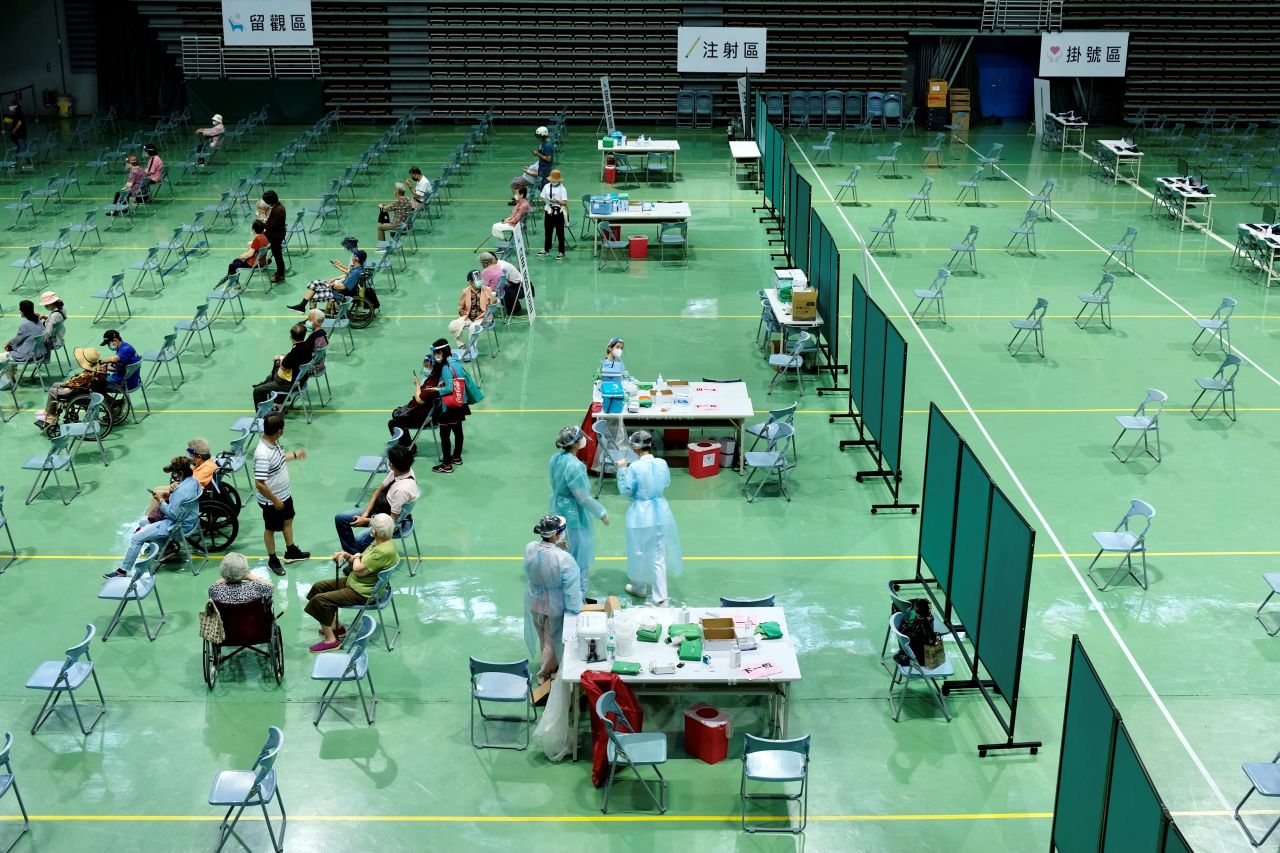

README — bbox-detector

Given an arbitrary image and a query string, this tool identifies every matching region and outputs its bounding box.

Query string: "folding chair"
[68,209,102,254]
[469,657,536,750]
[179,211,211,253]
[591,419,635,497]
[810,131,835,165]
[1111,389,1172,461]
[1192,297,1238,355]
[904,177,934,219]
[313,615,378,725]
[128,247,164,295]
[1007,298,1048,357]
[741,734,811,834]
[867,208,897,254]
[22,434,80,505]
[921,132,947,168]
[887,612,953,721]
[742,422,795,502]
[175,303,215,357]
[595,690,668,814]
[1256,575,1280,636]
[955,167,984,205]
[911,268,950,323]
[1102,226,1139,273]
[353,430,405,506]
[977,142,1005,178]
[9,245,47,292]
[1086,499,1155,590]
[659,222,688,266]
[833,165,862,204]
[0,732,29,851]
[1005,208,1040,255]
[208,271,247,325]
[1029,178,1055,220]
[875,141,903,178]
[767,331,812,397]
[597,221,630,271]
[59,392,110,467]
[141,332,184,390]
[946,225,979,273]
[284,209,309,257]
[0,486,15,571]
[322,300,355,356]
[6,189,36,230]
[26,624,106,735]
[208,726,287,853]
[1074,273,1115,329]
[1190,354,1241,421]
[98,542,165,641]
[40,227,76,273]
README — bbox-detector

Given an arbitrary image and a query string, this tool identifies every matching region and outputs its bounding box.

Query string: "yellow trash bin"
[57,95,73,118]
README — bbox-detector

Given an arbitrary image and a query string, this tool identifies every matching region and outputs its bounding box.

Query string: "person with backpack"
[427,338,484,473]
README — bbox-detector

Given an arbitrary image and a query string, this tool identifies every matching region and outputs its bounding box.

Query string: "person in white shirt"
[334,443,418,553]
[539,169,568,259]
[253,412,311,575]
[478,251,528,316]
[195,113,225,165]
[408,167,432,209]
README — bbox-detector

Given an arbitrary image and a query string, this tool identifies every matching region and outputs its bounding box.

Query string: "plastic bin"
[629,235,649,259]
[684,703,731,765]
[604,165,617,184]
[688,441,721,478]
[57,95,73,118]
[717,436,736,468]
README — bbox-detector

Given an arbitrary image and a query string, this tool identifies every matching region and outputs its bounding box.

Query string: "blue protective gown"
[617,454,683,586]
[548,450,608,599]
[522,539,584,666]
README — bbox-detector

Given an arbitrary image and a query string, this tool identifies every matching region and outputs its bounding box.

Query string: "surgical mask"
[612,348,623,359]
[433,353,444,363]
[578,436,588,450]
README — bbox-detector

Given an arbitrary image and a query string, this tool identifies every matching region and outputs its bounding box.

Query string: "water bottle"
[607,633,616,661]
[730,647,742,668]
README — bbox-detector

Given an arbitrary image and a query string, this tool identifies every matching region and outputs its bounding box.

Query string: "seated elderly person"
[33,346,111,431]
[252,323,310,407]
[335,444,418,555]
[208,552,273,606]
[285,249,366,314]
[144,438,218,515]
[305,513,399,652]
[377,182,413,241]
[449,270,497,361]
[108,154,147,214]
[478,251,529,317]
[104,456,204,578]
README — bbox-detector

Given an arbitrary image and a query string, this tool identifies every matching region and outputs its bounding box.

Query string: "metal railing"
[181,37,321,79]
[981,0,1063,31]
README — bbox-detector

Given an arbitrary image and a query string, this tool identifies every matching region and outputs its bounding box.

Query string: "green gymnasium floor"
[0,116,1272,853]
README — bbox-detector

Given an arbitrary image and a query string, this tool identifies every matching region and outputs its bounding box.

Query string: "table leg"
[736,420,745,473]
[571,682,581,761]
[780,683,790,738]
[600,151,605,181]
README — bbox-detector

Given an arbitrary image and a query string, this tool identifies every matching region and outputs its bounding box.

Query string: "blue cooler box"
[601,381,625,414]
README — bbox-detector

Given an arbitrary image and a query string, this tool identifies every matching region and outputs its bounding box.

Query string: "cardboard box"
[701,617,737,650]
[581,595,622,613]
[791,288,818,321]
[927,79,948,108]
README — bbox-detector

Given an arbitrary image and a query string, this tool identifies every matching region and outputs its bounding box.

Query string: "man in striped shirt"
[254,412,311,575]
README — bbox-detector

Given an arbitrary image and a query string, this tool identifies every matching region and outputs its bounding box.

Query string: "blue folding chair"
[98,542,165,641]
[741,733,811,833]
[26,624,106,735]
[469,657,536,750]
[0,732,30,852]
[208,726,286,853]
[595,690,668,814]
[313,614,378,725]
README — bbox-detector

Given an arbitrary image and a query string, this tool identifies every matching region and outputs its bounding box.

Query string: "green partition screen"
[1102,723,1166,853]
[1161,822,1192,853]
[1052,638,1119,853]
[861,297,886,448]
[809,209,840,365]
[976,488,1035,703]
[880,322,907,474]
[850,277,867,412]
[918,404,960,590]
[950,445,991,638]
[787,173,812,274]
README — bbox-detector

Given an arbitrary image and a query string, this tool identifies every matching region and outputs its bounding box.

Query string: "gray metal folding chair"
[1190,354,1241,421]
[1112,388,1167,462]
[867,209,897,254]
[833,165,861,204]
[1074,273,1115,329]
[1102,226,1139,273]
[955,167,984,205]
[946,225,979,273]
[911,268,950,324]
[312,614,378,725]
[468,657,536,750]
[0,732,29,852]
[1192,296,1238,355]
[208,725,286,853]
[1005,208,1040,255]
[904,177,934,220]
[875,141,903,178]
[1029,178,1055,220]
[595,690,668,814]
[742,423,795,502]
[741,734,811,834]
[98,542,164,641]
[1007,298,1048,357]
[1086,499,1155,590]
[26,624,106,735]
[887,612,953,722]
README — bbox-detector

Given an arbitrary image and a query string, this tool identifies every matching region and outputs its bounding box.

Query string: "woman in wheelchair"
[203,552,283,689]
[285,248,366,314]
[209,552,272,606]
[34,346,120,433]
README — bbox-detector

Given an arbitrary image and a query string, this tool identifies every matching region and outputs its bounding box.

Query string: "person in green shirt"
[305,513,399,652]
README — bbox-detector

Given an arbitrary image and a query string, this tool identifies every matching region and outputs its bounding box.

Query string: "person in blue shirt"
[617,430,683,605]
[105,456,204,578]
[286,249,366,312]
[533,125,554,187]
[549,426,609,601]
[100,329,141,390]
[523,515,584,683]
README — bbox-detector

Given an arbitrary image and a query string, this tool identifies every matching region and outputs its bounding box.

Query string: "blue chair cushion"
[311,652,368,682]
[473,672,529,703]
[745,749,807,783]
[1243,762,1280,797]
[98,573,155,601]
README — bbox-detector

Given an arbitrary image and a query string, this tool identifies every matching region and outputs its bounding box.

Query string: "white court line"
[790,134,1238,823]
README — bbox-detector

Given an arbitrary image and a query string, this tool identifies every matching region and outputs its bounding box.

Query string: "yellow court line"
[17,406,1272,416]
[53,314,762,321]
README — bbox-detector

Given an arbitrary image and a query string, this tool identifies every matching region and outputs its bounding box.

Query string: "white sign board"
[1039,31,1128,78]
[677,27,767,74]
[511,225,535,321]
[600,76,615,136]
[222,0,314,46]
[1032,78,1051,137]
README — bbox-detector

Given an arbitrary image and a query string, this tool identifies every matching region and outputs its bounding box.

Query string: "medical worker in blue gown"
[617,430,683,606]
[549,426,610,602]
[523,515,584,683]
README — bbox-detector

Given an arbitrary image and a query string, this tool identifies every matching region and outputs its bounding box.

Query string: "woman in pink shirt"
[142,144,163,200]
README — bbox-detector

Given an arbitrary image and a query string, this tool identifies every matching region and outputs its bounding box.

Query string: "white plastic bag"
[533,677,573,761]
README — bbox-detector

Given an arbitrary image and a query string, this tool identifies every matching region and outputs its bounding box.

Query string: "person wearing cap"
[428,338,483,473]
[252,322,310,406]
[141,438,218,517]
[617,430,683,606]
[196,113,225,164]
[37,292,66,354]
[449,270,497,361]
[387,351,441,445]
[524,514,585,683]
[100,329,141,390]
[105,455,204,579]
[532,125,555,186]
[550,427,610,601]
[305,513,397,653]
[285,249,366,313]
[335,443,419,555]
[538,169,569,260]
[108,154,147,214]
[477,251,528,317]
[142,144,164,200]
[407,167,432,208]
[0,300,44,382]
[377,182,413,241]
[602,338,629,377]
[33,346,111,430]
[262,190,287,283]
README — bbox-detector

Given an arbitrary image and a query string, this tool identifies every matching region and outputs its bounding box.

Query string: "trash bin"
[688,441,721,478]
[604,164,617,184]
[717,436,737,468]
[57,95,73,118]
[629,235,648,259]
[684,703,731,765]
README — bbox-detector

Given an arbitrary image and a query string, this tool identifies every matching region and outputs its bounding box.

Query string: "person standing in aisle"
[523,515,584,684]
[262,190,287,284]
[617,431,682,606]
[539,169,568,260]
[253,412,311,575]
[549,426,609,602]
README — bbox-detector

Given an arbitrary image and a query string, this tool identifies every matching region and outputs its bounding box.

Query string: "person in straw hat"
[33,346,111,431]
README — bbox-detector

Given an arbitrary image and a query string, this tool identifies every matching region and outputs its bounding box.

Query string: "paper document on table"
[694,404,719,411]
[743,661,781,680]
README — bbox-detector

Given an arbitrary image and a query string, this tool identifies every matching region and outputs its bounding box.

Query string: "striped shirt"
[253,439,290,505]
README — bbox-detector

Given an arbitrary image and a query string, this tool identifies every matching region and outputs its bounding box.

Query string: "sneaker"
[536,250,549,257]
[652,599,672,608]
[432,462,453,474]
[103,568,126,579]
[556,253,565,260]
[624,582,646,598]
[309,640,341,653]
[267,554,286,576]
[285,302,305,313]
[450,456,463,466]
[283,545,310,564]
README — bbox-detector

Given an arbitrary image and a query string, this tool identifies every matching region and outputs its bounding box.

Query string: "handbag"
[441,365,467,409]
[377,209,390,224]
[922,638,946,670]
[198,599,225,644]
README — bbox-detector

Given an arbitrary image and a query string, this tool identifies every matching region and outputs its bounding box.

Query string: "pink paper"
[743,661,780,680]
[694,403,719,411]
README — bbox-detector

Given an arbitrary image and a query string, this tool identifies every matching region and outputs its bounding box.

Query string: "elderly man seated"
[305,513,399,653]
[285,249,367,314]
[104,455,204,578]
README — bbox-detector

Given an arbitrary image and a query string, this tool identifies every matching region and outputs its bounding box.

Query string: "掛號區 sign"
[1039,31,1128,77]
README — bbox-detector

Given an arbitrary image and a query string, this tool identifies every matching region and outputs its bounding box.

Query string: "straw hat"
[549,169,562,182]
[74,347,101,370]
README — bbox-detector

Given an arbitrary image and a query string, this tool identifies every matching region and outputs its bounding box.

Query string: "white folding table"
[1097,139,1144,186]
[1154,176,1216,232]
[729,139,762,188]
[1048,113,1088,152]
[588,202,692,252]
[598,139,681,180]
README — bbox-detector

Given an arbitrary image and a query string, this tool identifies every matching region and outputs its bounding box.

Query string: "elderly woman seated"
[209,552,273,606]
[304,513,399,653]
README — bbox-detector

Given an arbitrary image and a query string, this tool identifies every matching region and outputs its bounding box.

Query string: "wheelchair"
[45,381,130,440]
[202,596,285,689]
[190,455,242,554]
[310,268,380,330]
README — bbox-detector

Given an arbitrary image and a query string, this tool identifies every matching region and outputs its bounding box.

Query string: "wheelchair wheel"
[195,497,239,553]
[61,392,115,441]
[102,385,130,426]
[269,623,284,684]
[348,296,375,329]
[220,482,243,514]
[203,639,219,690]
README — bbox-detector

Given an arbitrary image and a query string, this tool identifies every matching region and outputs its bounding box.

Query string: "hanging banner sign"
[222,0,314,46]
[677,27,767,74]
[600,76,616,135]
[511,225,535,320]
[736,77,749,135]
[1039,31,1129,78]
